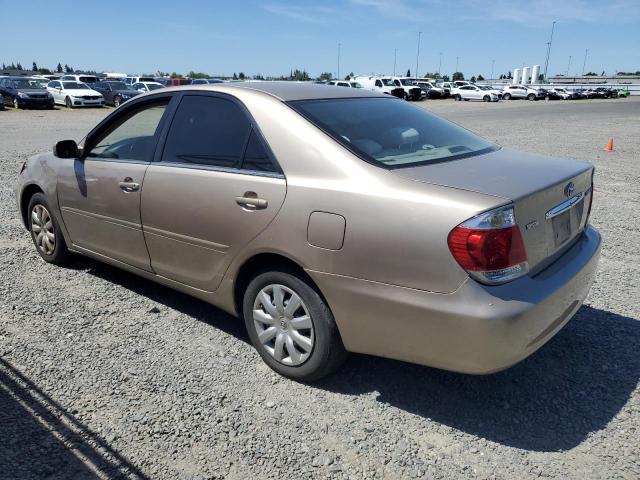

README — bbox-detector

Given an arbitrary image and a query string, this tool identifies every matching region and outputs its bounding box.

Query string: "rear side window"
[241,130,276,173]
[162,95,251,168]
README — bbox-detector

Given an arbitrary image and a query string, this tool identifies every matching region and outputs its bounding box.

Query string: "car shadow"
[71,257,638,453]
[0,358,149,480]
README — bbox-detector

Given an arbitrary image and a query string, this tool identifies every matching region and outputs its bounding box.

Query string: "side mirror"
[53,140,79,159]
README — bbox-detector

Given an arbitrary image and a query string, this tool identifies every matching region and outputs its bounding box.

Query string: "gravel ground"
[1,98,639,480]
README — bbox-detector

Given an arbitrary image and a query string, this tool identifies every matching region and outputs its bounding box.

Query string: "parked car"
[349,81,364,88]
[440,82,457,96]
[124,76,156,85]
[0,93,4,109]
[550,87,572,99]
[15,82,600,381]
[132,82,165,93]
[614,88,630,98]
[537,88,563,100]
[91,81,142,107]
[590,87,617,98]
[412,80,445,98]
[501,84,544,100]
[60,74,99,84]
[191,78,225,85]
[452,84,499,102]
[383,77,423,100]
[47,81,104,108]
[0,76,54,109]
[477,85,504,99]
[327,80,351,87]
[353,76,405,98]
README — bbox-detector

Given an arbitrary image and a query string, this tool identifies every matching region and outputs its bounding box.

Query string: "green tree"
[452,71,464,81]
[344,71,354,80]
[477,74,485,81]
[56,62,63,73]
[232,72,238,80]
[38,67,52,74]
[16,62,23,70]
[441,74,450,82]
[169,72,182,78]
[406,69,411,77]
[538,74,544,81]
[238,72,246,80]
[584,72,598,76]
[422,72,442,79]
[253,73,265,80]
[470,76,476,83]
[318,72,332,81]
[32,62,38,71]
[188,71,209,79]
[64,64,73,73]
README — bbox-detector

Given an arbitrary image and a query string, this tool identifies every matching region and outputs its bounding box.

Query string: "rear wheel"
[503,93,511,100]
[483,95,491,102]
[113,96,122,107]
[454,94,461,101]
[243,270,347,381]
[527,93,536,101]
[27,193,71,266]
[65,96,73,108]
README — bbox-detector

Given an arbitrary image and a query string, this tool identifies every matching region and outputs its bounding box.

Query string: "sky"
[2,0,639,78]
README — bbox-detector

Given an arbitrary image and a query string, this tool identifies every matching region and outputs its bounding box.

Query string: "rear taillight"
[447,205,528,285]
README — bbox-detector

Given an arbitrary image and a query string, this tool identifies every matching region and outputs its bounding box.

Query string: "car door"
[140,93,287,291]
[56,95,175,271]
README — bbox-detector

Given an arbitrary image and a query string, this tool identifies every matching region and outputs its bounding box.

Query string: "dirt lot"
[1,97,639,480]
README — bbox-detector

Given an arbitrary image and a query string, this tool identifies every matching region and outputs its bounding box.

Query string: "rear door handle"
[119,177,140,192]
[235,192,268,210]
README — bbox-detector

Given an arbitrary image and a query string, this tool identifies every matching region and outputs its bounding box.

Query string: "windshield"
[400,79,414,86]
[381,79,395,86]
[147,84,164,90]
[63,82,89,90]
[289,98,497,169]
[14,79,44,89]
[350,82,363,88]
[79,77,96,83]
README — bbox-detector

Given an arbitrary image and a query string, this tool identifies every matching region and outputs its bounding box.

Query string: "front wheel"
[65,96,73,108]
[483,95,491,102]
[503,93,511,100]
[13,98,20,109]
[27,193,71,266]
[527,93,536,101]
[454,94,461,101]
[113,96,122,107]
[243,270,347,381]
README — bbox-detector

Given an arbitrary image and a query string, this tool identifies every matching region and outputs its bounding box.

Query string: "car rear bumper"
[309,225,601,374]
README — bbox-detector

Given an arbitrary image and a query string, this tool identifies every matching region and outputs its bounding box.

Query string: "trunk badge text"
[525,220,539,230]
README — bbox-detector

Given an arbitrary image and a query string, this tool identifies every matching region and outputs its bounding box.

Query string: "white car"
[124,76,156,85]
[411,79,445,97]
[352,76,405,98]
[477,85,504,99]
[46,80,104,108]
[327,80,351,87]
[501,84,543,101]
[452,84,499,102]
[551,87,571,99]
[132,82,165,93]
[383,77,424,100]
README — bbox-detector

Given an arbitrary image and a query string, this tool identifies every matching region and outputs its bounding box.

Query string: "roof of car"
[170,81,385,101]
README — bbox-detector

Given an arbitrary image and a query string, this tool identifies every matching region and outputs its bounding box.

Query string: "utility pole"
[455,56,459,74]
[438,52,442,77]
[415,31,422,78]
[543,21,556,81]
[393,48,397,76]
[491,59,495,80]
[567,55,572,76]
[337,42,341,80]
[581,49,588,75]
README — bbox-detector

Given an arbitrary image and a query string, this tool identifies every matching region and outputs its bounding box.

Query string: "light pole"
[337,42,341,80]
[415,31,422,78]
[543,21,556,81]
[394,48,397,76]
[491,59,495,80]
[567,55,572,76]
[438,52,442,77]
[455,56,459,77]
[581,49,588,75]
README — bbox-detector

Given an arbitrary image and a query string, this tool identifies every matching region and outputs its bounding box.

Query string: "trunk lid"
[393,147,593,272]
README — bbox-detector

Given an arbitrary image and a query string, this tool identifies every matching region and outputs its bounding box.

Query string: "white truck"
[353,76,405,99]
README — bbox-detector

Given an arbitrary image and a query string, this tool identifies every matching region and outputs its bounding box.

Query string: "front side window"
[161,95,251,168]
[87,101,168,161]
[289,98,497,169]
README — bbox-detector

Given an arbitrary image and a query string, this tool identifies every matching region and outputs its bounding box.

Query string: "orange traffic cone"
[604,138,614,152]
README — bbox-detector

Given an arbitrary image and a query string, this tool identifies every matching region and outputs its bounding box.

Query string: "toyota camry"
[15,83,600,381]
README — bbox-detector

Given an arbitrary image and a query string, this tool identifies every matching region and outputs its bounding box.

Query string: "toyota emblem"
[564,182,575,197]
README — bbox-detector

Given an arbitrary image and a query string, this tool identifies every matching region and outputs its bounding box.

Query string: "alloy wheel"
[253,284,314,366]
[31,204,55,255]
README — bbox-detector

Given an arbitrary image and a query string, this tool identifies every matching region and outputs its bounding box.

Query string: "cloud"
[261,3,337,24]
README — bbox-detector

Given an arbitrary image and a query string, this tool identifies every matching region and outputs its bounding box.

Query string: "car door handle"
[119,178,140,192]
[235,192,268,210]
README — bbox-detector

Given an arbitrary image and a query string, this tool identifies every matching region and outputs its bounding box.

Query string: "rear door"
[141,93,286,291]
[57,95,175,270]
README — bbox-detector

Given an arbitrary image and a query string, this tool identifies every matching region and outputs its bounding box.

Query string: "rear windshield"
[147,83,164,90]
[79,76,97,83]
[289,98,497,169]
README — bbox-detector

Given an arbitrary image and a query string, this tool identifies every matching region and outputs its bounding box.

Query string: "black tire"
[503,93,511,100]
[13,97,20,109]
[454,94,461,101]
[65,96,73,108]
[527,93,536,101]
[113,96,122,107]
[483,95,490,102]
[27,192,72,266]
[243,270,347,382]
